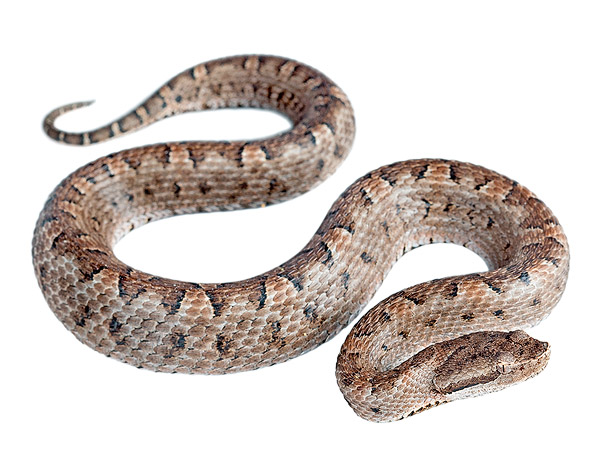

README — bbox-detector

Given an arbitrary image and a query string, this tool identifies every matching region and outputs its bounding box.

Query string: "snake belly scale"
[33,55,569,422]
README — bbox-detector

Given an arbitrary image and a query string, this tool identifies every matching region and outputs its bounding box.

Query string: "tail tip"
[42,100,95,143]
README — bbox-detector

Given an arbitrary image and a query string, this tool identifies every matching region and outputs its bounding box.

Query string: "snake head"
[432,330,550,397]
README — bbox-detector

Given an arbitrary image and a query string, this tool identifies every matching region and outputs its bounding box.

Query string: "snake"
[33,55,569,422]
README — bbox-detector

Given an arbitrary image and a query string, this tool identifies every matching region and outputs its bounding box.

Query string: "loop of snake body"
[34,55,569,422]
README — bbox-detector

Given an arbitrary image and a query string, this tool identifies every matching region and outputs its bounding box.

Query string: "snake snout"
[494,331,550,384]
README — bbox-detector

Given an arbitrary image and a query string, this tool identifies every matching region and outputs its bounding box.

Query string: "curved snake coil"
[34,55,569,422]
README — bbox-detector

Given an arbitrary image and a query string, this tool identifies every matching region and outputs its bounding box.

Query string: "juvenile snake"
[33,55,569,422]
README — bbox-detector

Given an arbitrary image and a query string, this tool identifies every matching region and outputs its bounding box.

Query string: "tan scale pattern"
[34,55,568,422]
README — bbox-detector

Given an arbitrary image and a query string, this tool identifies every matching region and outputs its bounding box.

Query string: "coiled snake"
[33,55,569,422]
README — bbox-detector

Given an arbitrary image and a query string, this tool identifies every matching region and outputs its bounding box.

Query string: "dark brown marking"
[161,289,186,316]
[163,146,172,165]
[546,236,565,248]
[271,321,281,342]
[303,304,317,321]
[257,280,268,310]
[215,333,232,355]
[123,156,142,170]
[414,164,429,180]
[342,272,350,291]
[268,178,286,195]
[156,92,167,109]
[422,199,431,218]
[205,290,224,317]
[173,182,181,197]
[328,94,346,106]
[355,326,374,338]
[502,180,519,202]
[323,122,335,135]
[360,188,373,206]
[474,177,491,190]
[399,290,423,306]
[333,144,343,158]
[544,256,560,267]
[277,272,303,292]
[360,252,373,263]
[305,131,317,146]
[39,215,58,228]
[76,305,92,327]
[447,282,459,298]
[381,221,389,237]
[70,185,84,196]
[449,165,459,183]
[133,110,144,124]
[260,145,272,160]
[188,150,204,168]
[236,144,247,167]
[332,223,354,235]
[485,282,502,294]
[519,272,531,284]
[319,241,333,265]
[101,163,114,178]
[174,334,186,348]
[50,232,65,250]
[380,172,396,187]
[109,316,122,333]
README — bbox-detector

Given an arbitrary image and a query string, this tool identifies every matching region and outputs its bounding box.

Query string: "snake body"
[34,55,569,422]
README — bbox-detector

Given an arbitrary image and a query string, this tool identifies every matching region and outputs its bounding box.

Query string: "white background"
[2,1,598,473]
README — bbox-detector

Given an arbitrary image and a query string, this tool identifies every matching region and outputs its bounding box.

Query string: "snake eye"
[496,351,517,374]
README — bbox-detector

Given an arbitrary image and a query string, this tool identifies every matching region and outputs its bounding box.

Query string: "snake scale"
[33,55,569,422]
